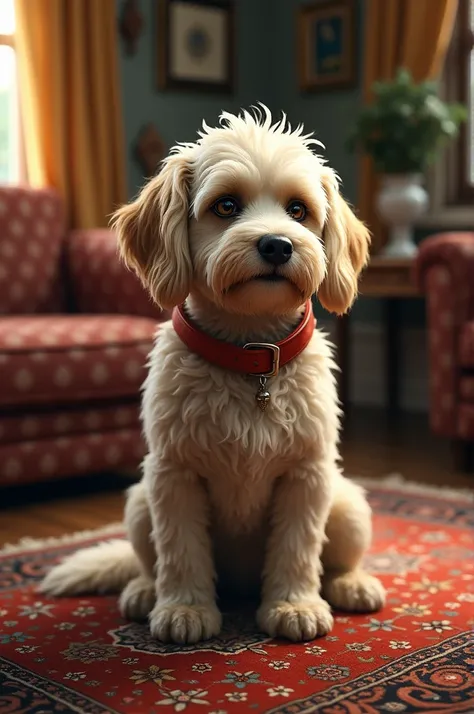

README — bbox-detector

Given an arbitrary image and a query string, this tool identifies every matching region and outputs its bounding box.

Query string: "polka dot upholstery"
[0,186,171,487]
[0,187,65,314]
[0,428,146,485]
[416,233,474,441]
[0,315,157,407]
[67,228,168,320]
[0,404,140,446]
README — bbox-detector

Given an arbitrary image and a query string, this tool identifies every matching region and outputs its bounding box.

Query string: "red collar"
[172,301,315,377]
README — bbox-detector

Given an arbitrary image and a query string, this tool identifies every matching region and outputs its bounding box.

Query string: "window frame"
[422,0,474,227]
[0,3,24,185]
[453,0,473,205]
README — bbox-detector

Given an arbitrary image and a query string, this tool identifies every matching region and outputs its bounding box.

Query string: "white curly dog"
[41,107,385,644]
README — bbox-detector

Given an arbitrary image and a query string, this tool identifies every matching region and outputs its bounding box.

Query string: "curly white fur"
[41,106,385,644]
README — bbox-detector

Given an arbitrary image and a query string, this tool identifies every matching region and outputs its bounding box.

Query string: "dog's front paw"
[119,576,156,621]
[257,598,333,642]
[323,570,386,613]
[149,602,222,644]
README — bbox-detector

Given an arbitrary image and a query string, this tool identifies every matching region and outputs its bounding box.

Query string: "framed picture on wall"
[158,0,234,92]
[298,0,356,92]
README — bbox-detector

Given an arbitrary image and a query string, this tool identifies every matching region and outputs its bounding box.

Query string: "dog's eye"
[287,200,307,222]
[212,196,240,218]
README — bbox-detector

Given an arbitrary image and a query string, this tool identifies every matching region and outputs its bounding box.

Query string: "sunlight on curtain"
[15,0,127,228]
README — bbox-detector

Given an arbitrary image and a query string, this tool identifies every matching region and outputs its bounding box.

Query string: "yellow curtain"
[360,0,459,253]
[15,0,127,229]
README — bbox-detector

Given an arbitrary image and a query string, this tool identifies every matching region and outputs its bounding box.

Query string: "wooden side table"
[337,257,423,413]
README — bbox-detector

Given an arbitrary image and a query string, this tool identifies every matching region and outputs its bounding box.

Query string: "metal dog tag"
[256,376,271,411]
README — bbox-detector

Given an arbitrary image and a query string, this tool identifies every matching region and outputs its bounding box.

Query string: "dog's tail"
[39,539,140,597]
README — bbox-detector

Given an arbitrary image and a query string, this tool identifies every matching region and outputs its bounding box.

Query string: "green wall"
[117,0,364,201]
[117,0,273,196]
[270,0,364,206]
[269,0,365,321]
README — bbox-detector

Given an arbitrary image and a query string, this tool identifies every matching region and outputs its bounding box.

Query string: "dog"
[41,106,386,644]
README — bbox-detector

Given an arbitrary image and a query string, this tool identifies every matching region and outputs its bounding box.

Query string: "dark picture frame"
[158,0,234,93]
[298,0,356,92]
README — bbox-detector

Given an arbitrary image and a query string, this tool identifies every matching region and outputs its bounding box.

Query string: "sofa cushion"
[0,428,146,486]
[0,403,140,446]
[0,187,65,314]
[0,315,157,408]
[67,228,168,320]
[459,321,474,367]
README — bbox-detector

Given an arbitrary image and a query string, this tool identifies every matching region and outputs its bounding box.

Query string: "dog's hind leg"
[119,481,157,621]
[321,479,386,612]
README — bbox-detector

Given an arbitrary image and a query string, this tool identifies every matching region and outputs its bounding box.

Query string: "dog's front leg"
[144,453,221,644]
[257,462,334,642]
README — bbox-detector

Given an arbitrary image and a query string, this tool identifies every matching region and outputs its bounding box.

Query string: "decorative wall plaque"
[119,0,144,56]
[135,124,166,178]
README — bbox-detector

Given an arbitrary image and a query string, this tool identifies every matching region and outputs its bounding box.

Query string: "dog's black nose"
[257,234,293,265]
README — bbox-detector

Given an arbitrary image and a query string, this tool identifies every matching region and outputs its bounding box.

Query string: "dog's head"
[112,106,370,316]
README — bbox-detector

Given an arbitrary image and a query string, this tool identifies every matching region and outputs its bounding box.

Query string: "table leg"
[385,298,400,414]
[335,313,350,414]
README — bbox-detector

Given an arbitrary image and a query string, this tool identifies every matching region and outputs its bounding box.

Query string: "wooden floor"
[0,407,472,548]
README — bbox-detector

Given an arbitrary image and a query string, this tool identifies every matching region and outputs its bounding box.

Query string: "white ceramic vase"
[376,174,428,258]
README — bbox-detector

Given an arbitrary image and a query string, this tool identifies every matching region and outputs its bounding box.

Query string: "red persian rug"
[0,477,473,714]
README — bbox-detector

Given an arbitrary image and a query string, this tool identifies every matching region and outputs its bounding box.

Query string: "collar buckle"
[243,342,280,377]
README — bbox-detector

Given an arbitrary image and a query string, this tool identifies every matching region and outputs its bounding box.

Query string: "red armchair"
[0,186,166,487]
[415,233,474,471]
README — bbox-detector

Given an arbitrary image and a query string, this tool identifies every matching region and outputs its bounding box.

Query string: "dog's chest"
[144,329,337,527]
[144,326,337,463]
[150,359,321,470]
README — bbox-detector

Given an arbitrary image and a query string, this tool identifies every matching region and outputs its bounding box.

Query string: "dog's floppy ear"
[318,168,371,315]
[111,148,193,310]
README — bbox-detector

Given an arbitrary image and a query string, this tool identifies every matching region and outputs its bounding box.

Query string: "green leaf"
[347,67,467,173]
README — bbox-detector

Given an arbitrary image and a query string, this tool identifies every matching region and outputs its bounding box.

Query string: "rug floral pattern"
[0,483,473,713]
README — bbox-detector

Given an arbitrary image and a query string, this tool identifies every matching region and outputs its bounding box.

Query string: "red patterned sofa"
[416,233,474,471]
[0,186,165,487]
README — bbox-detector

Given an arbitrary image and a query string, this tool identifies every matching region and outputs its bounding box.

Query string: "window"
[424,0,474,225]
[0,0,19,184]
[447,0,473,204]
[461,0,474,194]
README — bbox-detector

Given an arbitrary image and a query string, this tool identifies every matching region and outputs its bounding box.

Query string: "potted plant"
[347,68,466,257]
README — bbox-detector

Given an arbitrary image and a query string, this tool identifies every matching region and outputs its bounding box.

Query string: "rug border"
[1,473,472,556]
[0,522,123,556]
[356,473,474,501]
[265,631,473,714]
[0,656,123,714]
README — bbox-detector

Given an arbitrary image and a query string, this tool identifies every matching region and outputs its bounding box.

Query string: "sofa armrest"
[415,233,474,322]
[415,233,474,437]
[67,228,167,320]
